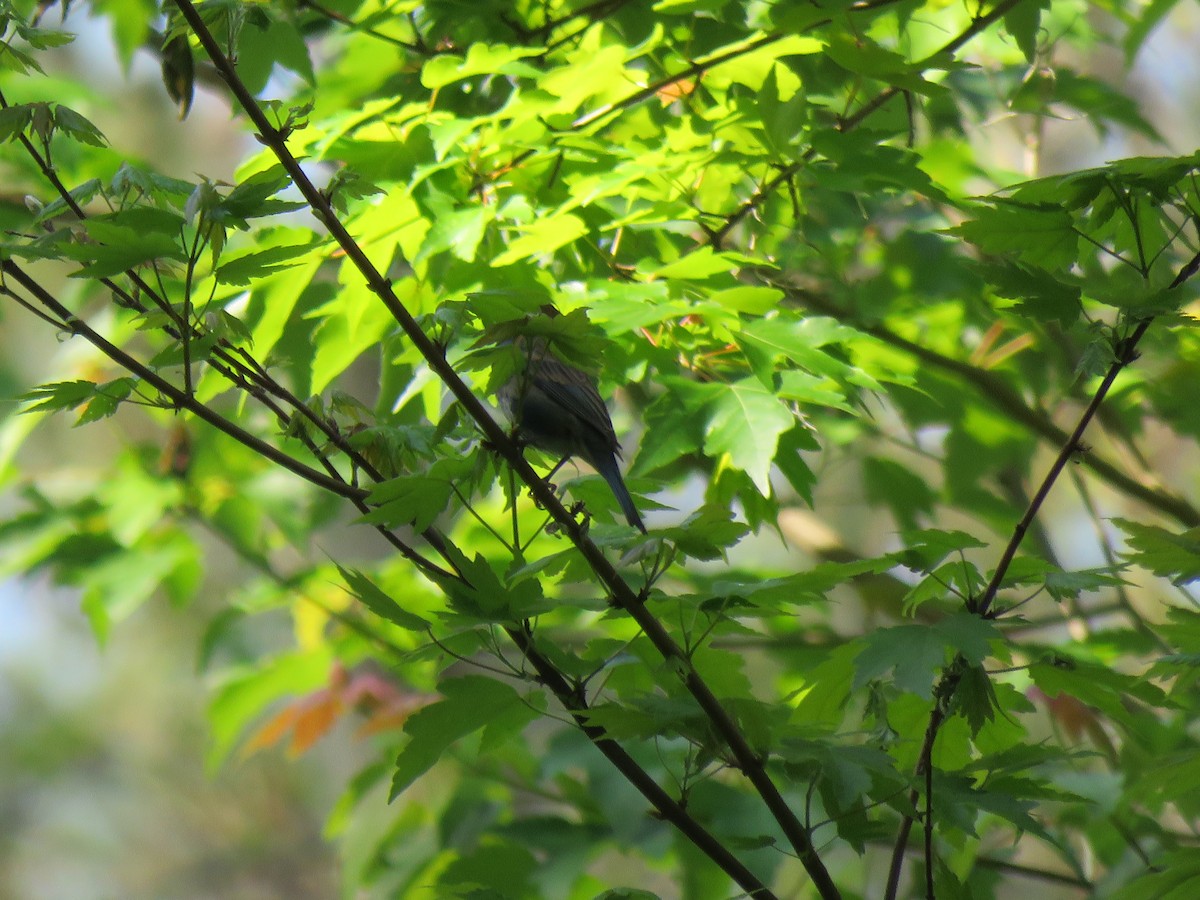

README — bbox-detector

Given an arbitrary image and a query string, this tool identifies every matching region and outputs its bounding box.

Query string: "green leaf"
[0,104,34,142]
[704,377,795,495]
[420,43,542,89]
[80,549,183,640]
[973,259,1082,325]
[896,528,988,572]
[1109,850,1200,900]
[1011,70,1161,141]
[336,565,429,631]
[160,32,195,119]
[19,380,102,415]
[437,840,538,895]
[57,219,185,278]
[649,247,744,280]
[949,201,1079,271]
[954,664,998,736]
[1113,518,1200,584]
[360,474,454,533]
[661,505,749,561]
[774,425,817,504]
[708,285,783,314]
[214,241,319,285]
[308,274,399,394]
[491,212,589,266]
[427,543,553,623]
[53,105,108,147]
[1030,656,1170,725]
[389,676,531,799]
[212,168,307,225]
[75,377,136,424]
[935,613,1000,666]
[854,624,947,698]
[824,32,929,91]
[1004,0,1049,63]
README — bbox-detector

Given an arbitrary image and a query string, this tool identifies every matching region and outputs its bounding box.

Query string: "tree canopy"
[3,0,1200,897]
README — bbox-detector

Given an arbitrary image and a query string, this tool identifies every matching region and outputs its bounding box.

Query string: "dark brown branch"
[883,676,953,900]
[790,287,1200,527]
[978,243,1200,613]
[1,83,469,579]
[713,0,1025,246]
[506,625,779,900]
[171,2,839,892]
[1,261,357,500]
[884,245,1200,899]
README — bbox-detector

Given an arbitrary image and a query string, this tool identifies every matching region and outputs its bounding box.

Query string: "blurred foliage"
[2,0,1200,897]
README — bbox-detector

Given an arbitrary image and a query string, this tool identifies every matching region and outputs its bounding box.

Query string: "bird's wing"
[532,356,620,450]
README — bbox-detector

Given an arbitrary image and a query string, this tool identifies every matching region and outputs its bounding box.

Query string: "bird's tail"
[594,452,647,533]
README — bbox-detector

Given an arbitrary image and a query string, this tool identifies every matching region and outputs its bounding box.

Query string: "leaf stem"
[172,1,839,890]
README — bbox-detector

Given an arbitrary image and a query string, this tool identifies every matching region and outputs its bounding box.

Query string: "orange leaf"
[355,693,435,737]
[657,78,696,103]
[242,703,303,756]
[289,691,344,755]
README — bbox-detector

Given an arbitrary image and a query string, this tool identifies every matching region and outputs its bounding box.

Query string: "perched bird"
[499,333,646,533]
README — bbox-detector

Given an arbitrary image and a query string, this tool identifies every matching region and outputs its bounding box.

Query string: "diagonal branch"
[787,285,1200,527]
[476,0,916,193]
[882,245,1200,899]
[4,262,776,896]
[713,0,1026,246]
[171,1,839,892]
[0,261,360,502]
[506,624,780,899]
[977,247,1200,616]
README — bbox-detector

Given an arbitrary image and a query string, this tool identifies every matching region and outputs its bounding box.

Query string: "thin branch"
[789,285,1200,527]
[476,0,914,195]
[1,261,355,498]
[884,244,1200,898]
[173,2,839,891]
[924,756,934,898]
[884,677,953,900]
[713,0,1025,246]
[0,279,69,329]
[295,0,425,52]
[504,623,781,900]
[979,316,1157,617]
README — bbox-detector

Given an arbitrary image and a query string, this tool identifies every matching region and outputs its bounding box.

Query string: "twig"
[789,286,1200,526]
[883,245,1200,899]
[1,261,357,500]
[172,2,840,892]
